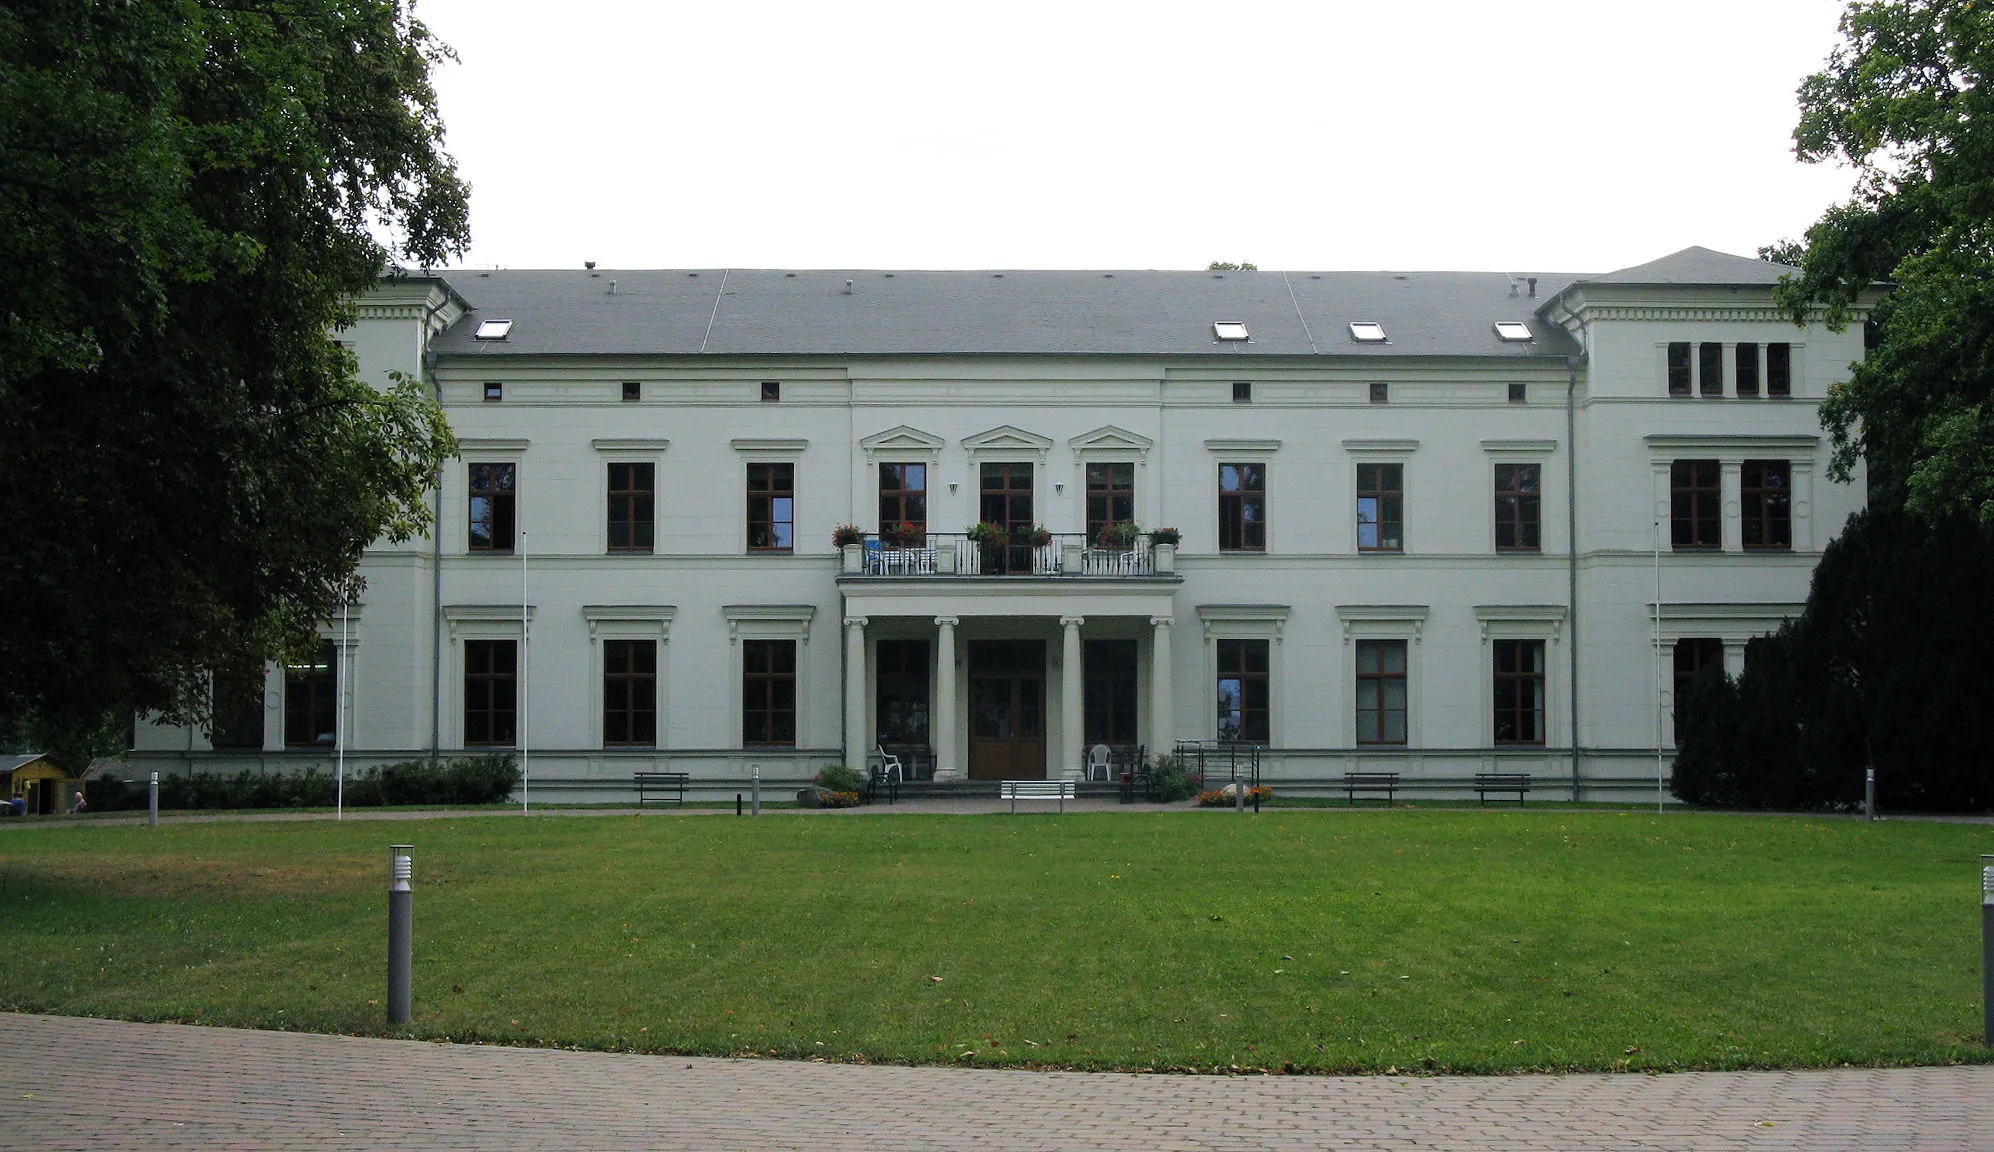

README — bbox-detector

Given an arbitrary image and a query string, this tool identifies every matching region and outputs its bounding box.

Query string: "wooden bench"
[1343,771,1400,805]
[1474,772,1531,805]
[999,779,1076,813]
[634,771,690,805]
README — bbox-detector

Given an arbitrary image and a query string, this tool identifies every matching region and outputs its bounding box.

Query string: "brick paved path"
[3,1014,1989,1151]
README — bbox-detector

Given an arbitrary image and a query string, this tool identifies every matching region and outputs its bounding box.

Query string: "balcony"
[839,532,1177,578]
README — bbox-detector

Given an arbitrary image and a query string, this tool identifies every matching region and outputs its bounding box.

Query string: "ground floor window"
[285,640,337,747]
[1354,639,1407,745]
[743,639,796,746]
[1492,639,1545,745]
[464,639,517,746]
[1672,637,1724,737]
[210,666,265,749]
[1215,638,1270,743]
[875,639,930,746]
[603,639,657,746]
[1084,638,1139,744]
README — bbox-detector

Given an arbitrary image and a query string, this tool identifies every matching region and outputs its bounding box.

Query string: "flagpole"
[521,525,529,816]
[337,600,348,820]
[1654,516,1664,815]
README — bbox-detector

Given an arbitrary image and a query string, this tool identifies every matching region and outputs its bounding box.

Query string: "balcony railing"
[844,532,1171,577]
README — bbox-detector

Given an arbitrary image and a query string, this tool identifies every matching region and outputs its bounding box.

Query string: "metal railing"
[855,532,1158,576]
[1174,740,1263,789]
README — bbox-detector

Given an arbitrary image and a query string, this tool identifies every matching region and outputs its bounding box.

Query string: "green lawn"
[1,810,1988,1073]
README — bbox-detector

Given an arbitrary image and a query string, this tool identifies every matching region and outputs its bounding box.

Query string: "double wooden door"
[967,640,1046,779]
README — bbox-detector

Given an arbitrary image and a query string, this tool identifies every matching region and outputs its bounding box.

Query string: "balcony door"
[967,640,1045,779]
[979,462,1034,574]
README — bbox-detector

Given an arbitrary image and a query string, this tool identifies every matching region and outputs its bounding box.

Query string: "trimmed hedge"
[85,754,520,811]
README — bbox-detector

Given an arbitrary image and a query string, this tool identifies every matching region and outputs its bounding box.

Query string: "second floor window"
[464,639,517,746]
[1670,460,1721,550]
[284,641,337,747]
[468,463,516,552]
[1218,462,1265,552]
[1494,463,1540,552]
[1741,460,1791,550]
[747,462,794,552]
[602,639,657,746]
[743,639,796,746]
[607,463,655,552]
[878,463,927,545]
[1216,638,1270,743]
[1357,462,1403,552]
[1086,462,1135,543]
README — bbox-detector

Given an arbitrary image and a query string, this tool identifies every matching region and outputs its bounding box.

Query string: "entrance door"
[979,462,1034,574]
[967,640,1046,779]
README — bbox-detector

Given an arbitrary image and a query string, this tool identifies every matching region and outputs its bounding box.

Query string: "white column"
[1150,615,1175,757]
[933,616,960,781]
[843,615,867,769]
[1061,616,1085,780]
[1721,460,1743,553]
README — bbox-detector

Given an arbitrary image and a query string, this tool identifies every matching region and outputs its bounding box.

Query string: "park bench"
[999,779,1076,813]
[633,771,690,805]
[1474,772,1531,805]
[1342,771,1400,805]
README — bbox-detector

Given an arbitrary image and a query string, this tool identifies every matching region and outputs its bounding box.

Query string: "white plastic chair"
[1086,743,1112,782]
[876,745,904,783]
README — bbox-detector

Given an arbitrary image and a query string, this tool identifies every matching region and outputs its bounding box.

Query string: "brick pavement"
[3,1014,1989,1151]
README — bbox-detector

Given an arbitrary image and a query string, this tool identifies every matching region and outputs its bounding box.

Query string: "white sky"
[419,0,1860,274]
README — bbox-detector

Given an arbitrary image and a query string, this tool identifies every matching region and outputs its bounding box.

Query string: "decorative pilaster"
[1150,615,1175,756]
[843,616,868,769]
[933,617,960,781]
[1061,616,1085,780]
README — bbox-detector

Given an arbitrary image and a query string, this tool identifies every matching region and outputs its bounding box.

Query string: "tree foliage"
[1776,0,1994,519]
[1672,507,1994,811]
[0,1,467,753]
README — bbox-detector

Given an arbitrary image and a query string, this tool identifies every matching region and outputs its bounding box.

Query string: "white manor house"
[132,247,1868,801]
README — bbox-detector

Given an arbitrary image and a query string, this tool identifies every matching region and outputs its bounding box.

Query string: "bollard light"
[1866,768,1876,822]
[1982,855,1993,1047]
[147,772,159,827]
[387,844,414,1026]
[752,766,761,816]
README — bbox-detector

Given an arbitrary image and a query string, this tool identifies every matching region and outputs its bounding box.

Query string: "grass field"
[1,809,1989,1073]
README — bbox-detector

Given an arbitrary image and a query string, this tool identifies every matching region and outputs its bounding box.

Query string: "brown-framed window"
[284,641,337,747]
[1356,462,1403,552]
[463,639,517,746]
[607,463,655,552]
[1217,463,1266,552]
[878,463,927,545]
[742,639,796,746]
[621,381,641,402]
[875,639,931,746]
[1086,462,1135,542]
[1766,343,1792,396]
[468,463,516,552]
[1670,460,1721,550]
[602,639,656,746]
[1215,638,1270,743]
[1672,637,1724,738]
[1494,463,1540,552]
[978,461,1035,574]
[1354,639,1407,745]
[1699,342,1724,396]
[1083,638,1139,745]
[1492,638,1546,745]
[1741,460,1791,550]
[1667,342,1692,395]
[1735,343,1760,396]
[746,462,794,552]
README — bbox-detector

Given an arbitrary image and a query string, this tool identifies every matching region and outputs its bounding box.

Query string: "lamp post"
[1981,855,1993,1046]
[387,844,414,1025]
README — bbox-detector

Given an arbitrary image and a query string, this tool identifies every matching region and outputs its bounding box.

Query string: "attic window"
[1213,321,1250,342]
[1348,322,1388,343]
[1494,321,1534,342]
[474,319,513,340]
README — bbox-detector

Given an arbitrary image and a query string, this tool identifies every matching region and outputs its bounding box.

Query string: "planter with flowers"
[1150,526,1181,572]
[833,524,866,572]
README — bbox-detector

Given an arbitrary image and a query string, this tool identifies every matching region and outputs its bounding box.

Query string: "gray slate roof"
[1583,246,1794,287]
[429,268,1592,360]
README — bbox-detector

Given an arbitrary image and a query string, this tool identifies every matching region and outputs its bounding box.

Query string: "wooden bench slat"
[1342,771,1400,805]
[999,779,1077,812]
[1473,772,1531,805]
[633,772,690,805]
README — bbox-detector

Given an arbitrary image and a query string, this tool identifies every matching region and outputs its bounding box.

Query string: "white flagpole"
[337,600,348,820]
[1655,516,1665,815]
[521,525,529,816]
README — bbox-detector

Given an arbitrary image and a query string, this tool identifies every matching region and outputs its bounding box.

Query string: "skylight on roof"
[474,319,514,340]
[1213,321,1250,342]
[1494,321,1534,342]
[1348,322,1387,342]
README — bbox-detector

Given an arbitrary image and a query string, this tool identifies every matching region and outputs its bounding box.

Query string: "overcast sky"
[419,0,1860,275]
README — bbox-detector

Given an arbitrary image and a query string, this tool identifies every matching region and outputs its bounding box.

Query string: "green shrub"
[1149,754,1197,803]
[83,754,518,811]
[815,764,866,796]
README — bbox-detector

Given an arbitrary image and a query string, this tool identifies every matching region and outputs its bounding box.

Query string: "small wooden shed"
[1,753,71,815]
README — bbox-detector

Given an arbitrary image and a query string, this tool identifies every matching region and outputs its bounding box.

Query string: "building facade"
[131,247,1869,800]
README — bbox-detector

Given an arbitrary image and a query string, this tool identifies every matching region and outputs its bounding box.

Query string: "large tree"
[1777,0,1994,519]
[0,0,467,761]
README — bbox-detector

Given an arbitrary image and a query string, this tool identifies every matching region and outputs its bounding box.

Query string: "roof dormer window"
[1213,321,1250,342]
[474,319,514,340]
[1348,322,1388,343]
[1494,321,1533,342]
